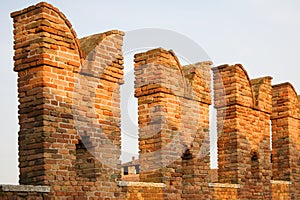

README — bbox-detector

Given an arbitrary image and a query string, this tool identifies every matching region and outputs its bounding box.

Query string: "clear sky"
[1,0,300,184]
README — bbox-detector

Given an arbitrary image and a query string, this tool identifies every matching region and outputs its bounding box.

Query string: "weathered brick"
[4,1,300,200]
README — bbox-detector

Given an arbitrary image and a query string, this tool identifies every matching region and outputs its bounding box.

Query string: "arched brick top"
[167,49,185,78]
[134,48,211,102]
[134,47,184,77]
[272,82,300,119]
[78,30,124,82]
[182,61,212,104]
[134,48,186,98]
[79,30,125,59]
[273,82,299,101]
[11,2,82,60]
[212,64,256,108]
[233,64,255,107]
[250,76,272,114]
[251,77,272,103]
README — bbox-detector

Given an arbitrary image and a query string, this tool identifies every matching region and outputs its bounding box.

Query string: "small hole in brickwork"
[270,153,273,163]
[75,137,97,182]
[87,158,94,163]
[182,149,193,160]
[251,151,259,179]
[251,152,258,161]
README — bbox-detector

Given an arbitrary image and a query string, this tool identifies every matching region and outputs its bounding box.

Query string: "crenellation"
[271,82,300,199]
[213,64,255,109]
[134,48,212,199]
[1,2,299,199]
[213,64,273,199]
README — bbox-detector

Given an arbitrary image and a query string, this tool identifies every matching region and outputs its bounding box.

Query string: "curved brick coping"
[271,180,292,185]
[208,183,241,189]
[118,181,166,188]
[0,185,50,193]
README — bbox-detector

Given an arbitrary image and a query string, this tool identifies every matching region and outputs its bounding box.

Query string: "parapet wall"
[2,2,300,200]
[271,83,300,199]
[134,48,212,199]
[0,185,49,200]
[11,2,125,199]
[212,64,273,199]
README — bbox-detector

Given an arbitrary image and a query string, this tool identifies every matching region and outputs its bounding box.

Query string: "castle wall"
[271,181,291,200]
[212,64,273,199]
[209,183,239,200]
[11,2,125,199]
[2,2,300,199]
[271,83,300,199]
[11,3,82,198]
[119,182,164,200]
[0,185,49,200]
[134,48,212,199]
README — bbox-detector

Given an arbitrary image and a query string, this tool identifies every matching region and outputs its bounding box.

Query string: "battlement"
[1,2,299,200]
[272,82,300,120]
[212,64,272,112]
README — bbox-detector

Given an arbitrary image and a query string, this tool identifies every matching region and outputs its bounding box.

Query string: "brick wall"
[272,83,300,199]
[11,3,82,198]
[3,2,300,199]
[209,183,239,200]
[0,185,49,200]
[212,64,272,199]
[134,48,212,199]
[119,181,164,200]
[271,181,291,200]
[11,2,125,199]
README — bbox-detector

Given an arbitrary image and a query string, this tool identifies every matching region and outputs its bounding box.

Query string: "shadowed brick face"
[0,2,298,200]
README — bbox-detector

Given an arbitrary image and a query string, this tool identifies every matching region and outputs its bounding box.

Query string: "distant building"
[121,157,140,182]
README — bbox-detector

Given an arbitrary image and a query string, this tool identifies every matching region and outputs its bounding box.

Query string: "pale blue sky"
[1,0,300,184]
